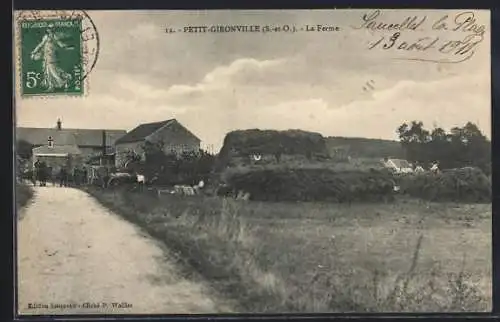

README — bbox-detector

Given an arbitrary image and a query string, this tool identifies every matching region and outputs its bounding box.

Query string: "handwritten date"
[368,32,483,63]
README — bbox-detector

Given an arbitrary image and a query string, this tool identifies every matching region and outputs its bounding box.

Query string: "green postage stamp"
[19,19,84,96]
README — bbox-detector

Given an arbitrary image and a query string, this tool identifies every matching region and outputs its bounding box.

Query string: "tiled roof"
[17,127,126,147]
[115,119,174,144]
[117,118,202,145]
[389,159,411,169]
[33,145,82,155]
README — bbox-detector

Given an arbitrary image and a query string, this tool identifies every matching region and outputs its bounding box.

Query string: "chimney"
[102,130,107,156]
[56,118,62,130]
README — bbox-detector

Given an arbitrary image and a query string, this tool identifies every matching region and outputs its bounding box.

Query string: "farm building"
[32,141,82,172]
[383,158,414,174]
[17,119,127,163]
[114,119,201,168]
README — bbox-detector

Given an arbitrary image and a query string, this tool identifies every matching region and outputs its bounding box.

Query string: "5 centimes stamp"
[20,19,83,95]
[14,10,99,97]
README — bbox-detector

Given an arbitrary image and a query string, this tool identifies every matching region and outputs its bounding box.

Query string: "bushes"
[222,166,491,204]
[398,167,491,203]
[123,149,216,186]
[224,167,395,203]
[16,184,34,211]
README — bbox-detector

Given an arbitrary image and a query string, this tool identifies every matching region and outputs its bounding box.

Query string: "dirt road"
[17,186,231,315]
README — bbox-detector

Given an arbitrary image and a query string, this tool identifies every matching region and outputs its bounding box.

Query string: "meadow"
[85,186,492,313]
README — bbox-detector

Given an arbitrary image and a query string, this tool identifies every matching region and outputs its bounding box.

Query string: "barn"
[114,119,201,168]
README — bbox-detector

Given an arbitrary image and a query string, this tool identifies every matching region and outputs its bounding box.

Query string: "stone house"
[32,143,83,173]
[17,119,127,169]
[114,119,201,168]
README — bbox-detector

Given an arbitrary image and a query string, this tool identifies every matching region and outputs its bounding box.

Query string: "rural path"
[17,186,231,315]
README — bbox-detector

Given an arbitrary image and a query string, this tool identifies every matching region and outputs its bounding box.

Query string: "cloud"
[185,72,489,150]
[16,55,490,152]
[167,58,285,93]
[163,57,287,107]
[202,58,285,84]
[15,10,491,152]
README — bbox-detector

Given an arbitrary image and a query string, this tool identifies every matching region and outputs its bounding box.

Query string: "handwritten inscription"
[353,10,487,63]
[432,11,486,35]
[352,10,427,32]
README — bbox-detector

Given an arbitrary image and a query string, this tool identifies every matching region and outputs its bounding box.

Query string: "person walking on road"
[38,161,48,186]
[33,160,41,186]
[59,166,68,187]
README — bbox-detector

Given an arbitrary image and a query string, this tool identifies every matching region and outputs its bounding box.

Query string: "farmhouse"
[17,119,127,169]
[32,142,83,172]
[383,158,414,174]
[114,119,201,168]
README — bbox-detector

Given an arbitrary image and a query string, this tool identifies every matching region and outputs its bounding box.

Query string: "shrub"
[398,167,491,203]
[123,148,216,186]
[16,184,34,212]
[224,167,395,203]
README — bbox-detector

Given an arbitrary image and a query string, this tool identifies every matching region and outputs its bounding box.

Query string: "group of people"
[413,161,440,174]
[32,160,89,187]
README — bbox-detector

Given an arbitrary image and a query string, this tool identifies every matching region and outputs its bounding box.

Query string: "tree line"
[396,121,491,175]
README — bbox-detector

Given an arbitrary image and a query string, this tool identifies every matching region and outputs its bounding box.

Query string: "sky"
[14,9,491,151]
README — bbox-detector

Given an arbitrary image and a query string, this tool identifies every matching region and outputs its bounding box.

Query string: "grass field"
[85,187,492,313]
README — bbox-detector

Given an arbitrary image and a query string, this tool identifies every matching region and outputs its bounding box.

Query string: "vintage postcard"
[13,9,491,315]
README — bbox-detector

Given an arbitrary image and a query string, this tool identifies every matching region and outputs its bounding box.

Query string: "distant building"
[114,119,201,168]
[17,119,127,170]
[383,158,414,174]
[17,119,126,157]
[32,142,83,172]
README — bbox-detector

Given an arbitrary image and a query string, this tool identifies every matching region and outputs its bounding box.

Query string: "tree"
[396,121,430,163]
[396,121,490,173]
[137,140,215,185]
[457,122,490,173]
[16,139,33,160]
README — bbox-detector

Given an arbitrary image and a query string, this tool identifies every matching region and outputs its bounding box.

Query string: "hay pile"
[398,167,491,203]
[224,167,395,203]
[217,129,330,169]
